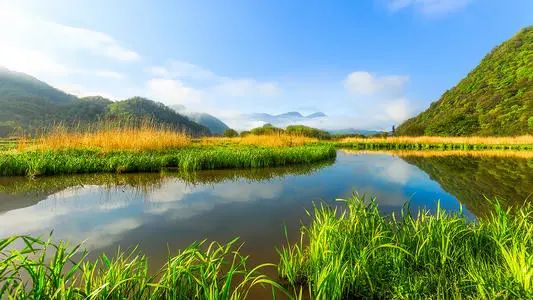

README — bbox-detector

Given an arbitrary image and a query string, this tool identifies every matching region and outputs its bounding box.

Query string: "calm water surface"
[0,151,532,269]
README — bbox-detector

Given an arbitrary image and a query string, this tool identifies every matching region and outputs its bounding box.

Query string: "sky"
[0,0,531,131]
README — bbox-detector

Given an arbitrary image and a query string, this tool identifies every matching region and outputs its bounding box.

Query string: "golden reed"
[201,133,318,147]
[19,125,191,151]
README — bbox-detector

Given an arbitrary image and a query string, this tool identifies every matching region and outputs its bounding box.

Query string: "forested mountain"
[0,69,210,136]
[397,26,533,136]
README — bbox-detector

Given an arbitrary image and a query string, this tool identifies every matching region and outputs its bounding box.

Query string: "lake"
[0,150,531,269]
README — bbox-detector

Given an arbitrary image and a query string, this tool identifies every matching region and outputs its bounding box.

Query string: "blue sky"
[0,0,531,130]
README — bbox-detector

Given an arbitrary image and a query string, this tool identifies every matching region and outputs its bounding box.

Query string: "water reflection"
[0,152,531,268]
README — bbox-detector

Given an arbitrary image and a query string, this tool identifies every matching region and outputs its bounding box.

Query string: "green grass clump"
[0,145,336,176]
[278,195,533,299]
[0,236,287,300]
[335,141,533,151]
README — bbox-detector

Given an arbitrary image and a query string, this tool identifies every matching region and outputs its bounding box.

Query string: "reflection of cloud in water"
[82,218,143,250]
[146,179,284,220]
[0,177,285,250]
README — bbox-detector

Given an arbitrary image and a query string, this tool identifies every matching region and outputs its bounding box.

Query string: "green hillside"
[0,69,210,136]
[397,26,533,136]
[186,112,229,135]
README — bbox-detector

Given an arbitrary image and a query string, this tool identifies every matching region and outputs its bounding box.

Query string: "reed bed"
[340,149,533,159]
[277,195,533,299]
[201,133,318,147]
[19,126,191,152]
[0,145,337,176]
[0,236,288,300]
[338,135,533,150]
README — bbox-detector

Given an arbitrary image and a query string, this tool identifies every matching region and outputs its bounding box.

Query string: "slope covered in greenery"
[397,26,533,136]
[185,112,229,135]
[0,69,210,136]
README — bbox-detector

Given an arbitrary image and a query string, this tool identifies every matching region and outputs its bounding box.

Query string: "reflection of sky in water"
[0,152,475,264]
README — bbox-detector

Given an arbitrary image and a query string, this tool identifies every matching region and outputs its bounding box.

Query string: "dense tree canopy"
[397,26,533,136]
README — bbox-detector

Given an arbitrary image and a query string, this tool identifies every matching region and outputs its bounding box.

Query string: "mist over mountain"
[247,111,327,125]
[171,105,230,135]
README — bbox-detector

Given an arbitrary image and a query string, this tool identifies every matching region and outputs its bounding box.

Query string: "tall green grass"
[278,195,533,299]
[0,145,336,176]
[1,196,531,299]
[0,236,289,300]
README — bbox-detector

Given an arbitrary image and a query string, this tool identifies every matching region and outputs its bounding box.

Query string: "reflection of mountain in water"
[400,155,533,217]
[0,161,333,214]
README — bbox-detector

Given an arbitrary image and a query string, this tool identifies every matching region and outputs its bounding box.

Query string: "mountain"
[170,105,230,135]
[185,113,229,135]
[0,68,210,136]
[248,111,327,125]
[277,112,304,118]
[397,26,533,136]
[306,112,326,118]
[106,97,210,135]
[0,67,77,104]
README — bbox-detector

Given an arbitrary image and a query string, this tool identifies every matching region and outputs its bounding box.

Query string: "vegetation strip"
[1,196,531,299]
[0,145,336,176]
[278,196,533,299]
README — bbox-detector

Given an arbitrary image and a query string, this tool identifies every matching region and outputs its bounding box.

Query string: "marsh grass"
[338,135,533,150]
[0,236,288,300]
[0,145,337,176]
[277,195,533,299]
[340,149,533,159]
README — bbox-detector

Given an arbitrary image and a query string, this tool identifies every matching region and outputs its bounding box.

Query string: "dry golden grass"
[201,133,318,147]
[19,127,191,151]
[340,149,533,159]
[339,135,533,145]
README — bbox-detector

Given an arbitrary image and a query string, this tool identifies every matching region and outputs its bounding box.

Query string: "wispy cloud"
[0,4,137,99]
[343,71,413,128]
[146,60,281,111]
[385,0,473,16]
[344,71,409,96]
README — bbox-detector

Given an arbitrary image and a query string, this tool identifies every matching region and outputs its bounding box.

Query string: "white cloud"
[148,60,215,81]
[383,98,410,123]
[147,78,205,107]
[0,46,70,77]
[146,61,281,113]
[342,71,413,128]
[0,6,139,64]
[213,79,280,97]
[344,71,408,96]
[386,0,473,15]
[92,70,125,80]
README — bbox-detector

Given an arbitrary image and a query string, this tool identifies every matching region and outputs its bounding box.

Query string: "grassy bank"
[336,135,533,150]
[278,196,533,299]
[0,145,336,177]
[1,197,531,299]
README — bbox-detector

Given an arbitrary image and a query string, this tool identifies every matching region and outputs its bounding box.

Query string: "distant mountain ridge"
[397,26,533,136]
[248,111,327,125]
[0,68,210,136]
